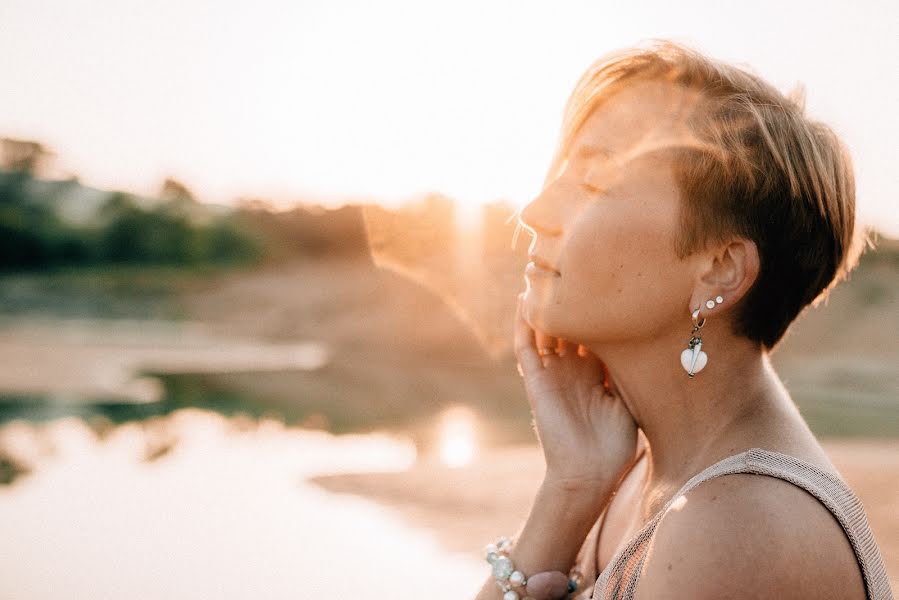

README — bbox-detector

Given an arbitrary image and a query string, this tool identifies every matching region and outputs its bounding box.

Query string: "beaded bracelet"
[484,536,582,600]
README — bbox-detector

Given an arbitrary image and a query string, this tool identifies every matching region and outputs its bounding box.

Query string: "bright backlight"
[437,406,478,468]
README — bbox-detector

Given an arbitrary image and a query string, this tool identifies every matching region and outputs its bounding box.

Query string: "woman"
[475,42,892,600]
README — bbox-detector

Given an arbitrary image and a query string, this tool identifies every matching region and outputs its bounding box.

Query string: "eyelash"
[579,181,605,194]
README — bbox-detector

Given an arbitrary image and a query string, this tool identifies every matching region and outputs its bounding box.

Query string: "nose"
[518,186,563,237]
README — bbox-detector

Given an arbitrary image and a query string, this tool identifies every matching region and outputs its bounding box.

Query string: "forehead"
[567,80,703,168]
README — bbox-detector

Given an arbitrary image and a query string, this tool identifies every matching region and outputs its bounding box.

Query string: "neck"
[588,323,791,487]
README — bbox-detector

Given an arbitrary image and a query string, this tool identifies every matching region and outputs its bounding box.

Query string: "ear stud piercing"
[705,295,724,309]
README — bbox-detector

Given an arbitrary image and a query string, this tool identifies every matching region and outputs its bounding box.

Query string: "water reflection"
[0,373,337,433]
[0,410,484,600]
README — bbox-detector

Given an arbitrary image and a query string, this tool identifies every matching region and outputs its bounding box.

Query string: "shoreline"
[311,438,899,589]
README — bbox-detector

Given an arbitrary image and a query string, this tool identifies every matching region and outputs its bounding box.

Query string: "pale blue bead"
[492,556,514,580]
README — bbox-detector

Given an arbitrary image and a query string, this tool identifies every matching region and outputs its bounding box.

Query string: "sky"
[1,0,897,234]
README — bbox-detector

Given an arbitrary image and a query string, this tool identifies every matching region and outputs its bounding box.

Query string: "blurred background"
[0,1,896,598]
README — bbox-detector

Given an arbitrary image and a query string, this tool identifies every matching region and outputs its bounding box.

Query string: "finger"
[540,350,562,369]
[514,293,544,375]
[578,347,613,393]
[556,338,570,357]
[581,348,610,390]
[572,345,604,385]
[576,345,600,367]
[599,359,612,392]
[534,329,557,355]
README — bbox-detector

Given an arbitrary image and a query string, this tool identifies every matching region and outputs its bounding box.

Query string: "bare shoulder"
[632,472,867,600]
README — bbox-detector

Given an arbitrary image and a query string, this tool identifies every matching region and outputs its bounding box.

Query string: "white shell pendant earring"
[680,296,722,377]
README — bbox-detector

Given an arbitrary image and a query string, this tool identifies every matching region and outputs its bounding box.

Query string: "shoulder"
[632,472,866,600]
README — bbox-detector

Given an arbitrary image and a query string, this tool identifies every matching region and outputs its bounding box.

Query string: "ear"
[689,238,760,319]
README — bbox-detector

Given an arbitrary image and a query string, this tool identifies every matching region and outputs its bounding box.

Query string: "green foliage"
[0,172,263,271]
[0,171,86,269]
[202,217,264,263]
[99,193,200,264]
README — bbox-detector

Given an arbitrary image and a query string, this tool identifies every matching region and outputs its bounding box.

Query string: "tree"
[0,137,54,176]
[159,177,197,203]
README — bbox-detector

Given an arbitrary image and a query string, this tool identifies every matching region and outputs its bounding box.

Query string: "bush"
[0,174,264,271]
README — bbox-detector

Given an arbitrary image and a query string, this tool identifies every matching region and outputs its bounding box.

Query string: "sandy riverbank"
[0,319,328,403]
[312,438,899,592]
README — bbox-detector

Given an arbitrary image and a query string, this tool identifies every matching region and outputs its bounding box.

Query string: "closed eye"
[579,181,606,194]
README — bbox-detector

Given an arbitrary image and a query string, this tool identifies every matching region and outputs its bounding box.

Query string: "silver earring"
[705,295,724,309]
[680,308,708,377]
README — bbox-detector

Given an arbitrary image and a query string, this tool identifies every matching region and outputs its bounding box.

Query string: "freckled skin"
[521,81,701,347]
[510,79,871,600]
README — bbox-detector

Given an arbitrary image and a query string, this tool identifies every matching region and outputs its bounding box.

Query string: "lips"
[527,254,560,276]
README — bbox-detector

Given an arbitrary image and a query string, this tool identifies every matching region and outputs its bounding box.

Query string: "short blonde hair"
[549,40,866,349]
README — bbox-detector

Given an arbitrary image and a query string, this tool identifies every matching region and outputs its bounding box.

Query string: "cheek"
[556,211,687,339]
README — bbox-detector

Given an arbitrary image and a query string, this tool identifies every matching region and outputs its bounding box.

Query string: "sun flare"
[437,406,478,468]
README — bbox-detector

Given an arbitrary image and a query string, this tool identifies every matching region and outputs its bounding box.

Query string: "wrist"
[502,478,610,580]
[541,472,616,499]
[485,536,581,600]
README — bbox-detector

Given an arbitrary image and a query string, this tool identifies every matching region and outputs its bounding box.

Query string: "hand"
[514,292,640,493]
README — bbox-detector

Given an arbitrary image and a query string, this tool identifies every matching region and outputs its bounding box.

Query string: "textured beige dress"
[575,447,893,599]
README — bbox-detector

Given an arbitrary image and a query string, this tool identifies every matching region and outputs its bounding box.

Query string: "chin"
[522,288,562,335]
[523,289,611,345]
[521,287,545,324]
